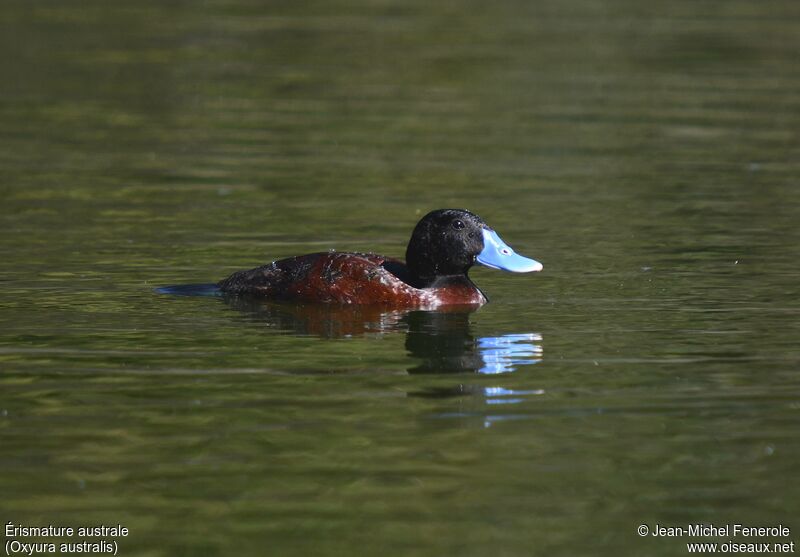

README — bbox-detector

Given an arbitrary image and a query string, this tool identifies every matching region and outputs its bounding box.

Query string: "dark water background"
[1,1,799,555]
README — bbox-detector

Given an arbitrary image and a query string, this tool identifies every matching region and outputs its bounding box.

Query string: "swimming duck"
[217,209,542,307]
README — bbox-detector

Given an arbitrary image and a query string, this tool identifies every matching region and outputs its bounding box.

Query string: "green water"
[2,1,799,555]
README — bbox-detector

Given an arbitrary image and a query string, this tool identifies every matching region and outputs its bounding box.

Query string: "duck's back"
[218,252,419,305]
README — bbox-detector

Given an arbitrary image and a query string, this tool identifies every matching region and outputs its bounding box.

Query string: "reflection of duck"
[404,309,482,373]
[223,297,412,338]
[221,298,542,374]
[216,209,542,308]
[405,312,542,374]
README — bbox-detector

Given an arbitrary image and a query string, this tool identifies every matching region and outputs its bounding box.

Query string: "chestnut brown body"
[218,252,486,308]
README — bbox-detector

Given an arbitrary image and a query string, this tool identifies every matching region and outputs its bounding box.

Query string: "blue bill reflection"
[477,333,543,374]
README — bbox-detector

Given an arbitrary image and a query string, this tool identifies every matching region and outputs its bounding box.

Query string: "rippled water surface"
[2,1,799,555]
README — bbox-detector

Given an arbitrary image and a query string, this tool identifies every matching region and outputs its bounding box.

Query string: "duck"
[217,208,542,307]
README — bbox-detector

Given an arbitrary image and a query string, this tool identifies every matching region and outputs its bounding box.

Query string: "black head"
[405,209,487,284]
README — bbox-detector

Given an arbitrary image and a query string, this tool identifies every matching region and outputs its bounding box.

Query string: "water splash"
[155,284,222,297]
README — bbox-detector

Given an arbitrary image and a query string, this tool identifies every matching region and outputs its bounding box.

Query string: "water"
[2,0,799,555]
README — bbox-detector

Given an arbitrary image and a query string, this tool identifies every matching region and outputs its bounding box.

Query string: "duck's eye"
[452,220,465,230]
